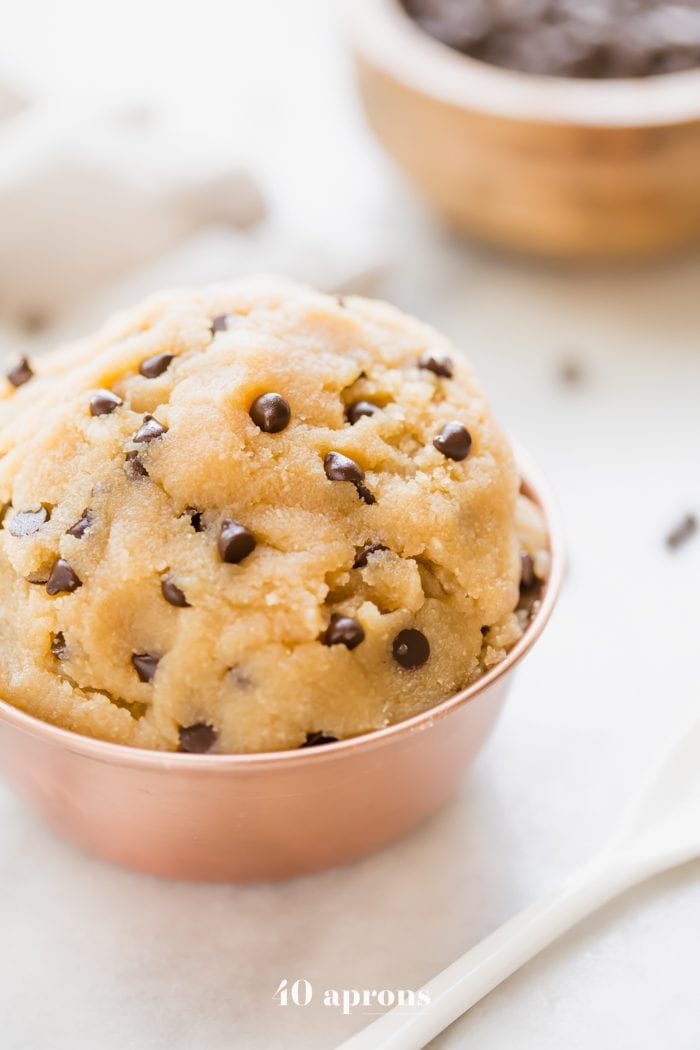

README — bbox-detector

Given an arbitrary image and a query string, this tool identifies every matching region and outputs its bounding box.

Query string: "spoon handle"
[337,850,656,1050]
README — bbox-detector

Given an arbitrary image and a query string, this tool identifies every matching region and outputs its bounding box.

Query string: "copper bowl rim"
[350,0,700,127]
[0,451,563,773]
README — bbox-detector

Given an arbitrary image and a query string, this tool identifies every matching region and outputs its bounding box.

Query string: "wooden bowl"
[350,0,700,259]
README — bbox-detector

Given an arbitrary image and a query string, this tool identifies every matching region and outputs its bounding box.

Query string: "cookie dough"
[0,277,548,753]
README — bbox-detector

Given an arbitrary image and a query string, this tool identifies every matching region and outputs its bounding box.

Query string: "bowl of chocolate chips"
[351,0,700,258]
[0,276,562,881]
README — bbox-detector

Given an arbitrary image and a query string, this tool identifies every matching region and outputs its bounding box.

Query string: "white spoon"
[338,715,700,1050]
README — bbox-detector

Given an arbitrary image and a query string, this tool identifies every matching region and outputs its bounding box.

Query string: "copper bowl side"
[350,0,700,259]
[0,462,563,882]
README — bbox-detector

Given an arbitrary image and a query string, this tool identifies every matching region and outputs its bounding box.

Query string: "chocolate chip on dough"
[46,559,82,596]
[66,510,94,539]
[433,422,472,462]
[90,390,123,416]
[211,314,231,334]
[323,614,365,650]
[302,732,338,747]
[7,357,34,388]
[218,519,256,563]
[353,542,387,569]
[125,451,149,478]
[133,414,167,443]
[161,578,190,607]
[139,353,173,379]
[392,628,430,669]
[51,632,68,659]
[347,400,379,425]
[131,652,160,683]
[324,452,376,505]
[249,393,291,433]
[419,351,453,378]
[179,722,217,753]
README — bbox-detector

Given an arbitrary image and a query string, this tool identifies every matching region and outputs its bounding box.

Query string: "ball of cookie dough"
[0,276,548,753]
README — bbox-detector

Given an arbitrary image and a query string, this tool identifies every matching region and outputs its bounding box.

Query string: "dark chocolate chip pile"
[403,0,700,77]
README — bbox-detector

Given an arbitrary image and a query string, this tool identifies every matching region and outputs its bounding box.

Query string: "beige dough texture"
[0,276,548,753]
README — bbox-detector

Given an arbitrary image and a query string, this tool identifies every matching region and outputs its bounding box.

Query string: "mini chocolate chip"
[249,392,291,433]
[481,625,490,636]
[520,552,538,591]
[66,509,94,539]
[7,357,33,388]
[90,390,123,416]
[347,400,379,425]
[139,352,173,379]
[131,652,160,683]
[51,632,68,659]
[666,513,698,551]
[125,451,149,477]
[393,628,430,670]
[324,451,365,485]
[133,414,168,443]
[418,351,453,378]
[179,722,218,753]
[323,613,365,650]
[218,519,256,563]
[211,314,231,333]
[9,506,50,537]
[302,732,339,747]
[433,422,472,461]
[46,559,82,596]
[323,452,375,504]
[161,578,190,607]
[353,542,387,568]
[189,509,204,532]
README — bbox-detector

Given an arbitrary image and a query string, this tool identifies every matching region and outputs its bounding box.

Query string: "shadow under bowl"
[0,464,563,883]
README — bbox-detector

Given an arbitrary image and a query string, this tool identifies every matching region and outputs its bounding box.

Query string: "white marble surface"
[1,2,699,1048]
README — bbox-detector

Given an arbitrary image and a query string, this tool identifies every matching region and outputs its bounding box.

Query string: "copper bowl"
[0,463,562,882]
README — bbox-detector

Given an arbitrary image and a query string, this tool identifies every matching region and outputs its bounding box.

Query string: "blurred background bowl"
[350,0,700,260]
